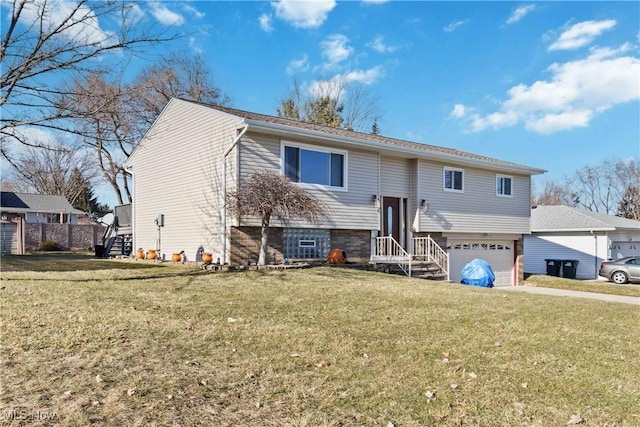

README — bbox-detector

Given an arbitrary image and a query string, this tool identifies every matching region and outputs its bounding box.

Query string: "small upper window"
[444,167,464,192]
[496,175,513,197]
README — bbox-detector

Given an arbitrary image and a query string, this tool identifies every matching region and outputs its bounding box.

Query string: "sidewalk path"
[499,285,640,306]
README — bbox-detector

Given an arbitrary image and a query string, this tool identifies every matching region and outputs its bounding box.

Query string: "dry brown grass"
[1,265,639,426]
[524,273,640,298]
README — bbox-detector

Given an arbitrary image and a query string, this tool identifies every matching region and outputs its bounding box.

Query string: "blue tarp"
[460,258,495,288]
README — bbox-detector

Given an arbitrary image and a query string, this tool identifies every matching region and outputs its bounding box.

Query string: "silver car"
[599,256,640,284]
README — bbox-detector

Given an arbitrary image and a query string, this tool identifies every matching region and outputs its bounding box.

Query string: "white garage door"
[610,241,640,259]
[0,222,18,254]
[449,240,514,287]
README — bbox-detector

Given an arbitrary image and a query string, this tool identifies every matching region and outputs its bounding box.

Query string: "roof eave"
[532,227,616,233]
[245,119,546,175]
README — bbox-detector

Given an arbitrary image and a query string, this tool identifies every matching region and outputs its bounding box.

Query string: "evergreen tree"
[69,168,111,216]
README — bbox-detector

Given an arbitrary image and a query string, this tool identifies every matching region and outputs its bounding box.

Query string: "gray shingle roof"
[182,99,545,174]
[531,205,640,232]
[0,192,85,214]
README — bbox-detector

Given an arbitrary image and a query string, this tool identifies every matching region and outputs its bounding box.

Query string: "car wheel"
[611,271,628,284]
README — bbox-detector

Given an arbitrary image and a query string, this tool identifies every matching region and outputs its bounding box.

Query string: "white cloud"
[368,35,397,53]
[259,14,274,32]
[189,36,203,55]
[182,4,205,19]
[343,66,384,85]
[525,110,593,134]
[149,2,185,26]
[308,79,342,99]
[450,104,468,119]
[271,0,336,29]
[14,0,115,46]
[286,54,309,75]
[549,19,616,51]
[124,3,145,27]
[308,66,384,98]
[452,44,640,134]
[321,34,353,66]
[506,4,536,25]
[362,0,390,4]
[444,20,469,33]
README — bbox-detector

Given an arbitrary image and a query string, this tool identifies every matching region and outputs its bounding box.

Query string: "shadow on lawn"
[0,252,164,273]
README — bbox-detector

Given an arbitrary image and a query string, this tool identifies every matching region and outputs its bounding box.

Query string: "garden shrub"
[38,240,62,251]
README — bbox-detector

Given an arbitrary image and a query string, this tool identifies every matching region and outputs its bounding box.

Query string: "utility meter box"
[155,214,164,227]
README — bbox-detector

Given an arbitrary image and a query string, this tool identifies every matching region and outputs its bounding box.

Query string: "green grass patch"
[1,267,638,426]
[524,274,640,298]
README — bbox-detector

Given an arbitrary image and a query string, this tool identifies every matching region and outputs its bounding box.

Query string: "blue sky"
[146,1,639,196]
[4,1,640,208]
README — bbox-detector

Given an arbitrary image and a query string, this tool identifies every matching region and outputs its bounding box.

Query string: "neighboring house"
[524,205,640,280]
[126,98,545,285]
[0,192,85,224]
[1,192,90,254]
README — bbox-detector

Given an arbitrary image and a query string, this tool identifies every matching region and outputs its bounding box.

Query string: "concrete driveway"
[500,285,640,306]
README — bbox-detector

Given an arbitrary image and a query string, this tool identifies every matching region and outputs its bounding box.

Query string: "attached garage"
[448,240,515,287]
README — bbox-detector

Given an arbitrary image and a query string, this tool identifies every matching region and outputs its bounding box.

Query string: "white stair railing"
[413,235,449,280]
[374,236,412,276]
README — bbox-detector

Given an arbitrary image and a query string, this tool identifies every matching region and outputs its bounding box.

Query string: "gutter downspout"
[221,123,249,264]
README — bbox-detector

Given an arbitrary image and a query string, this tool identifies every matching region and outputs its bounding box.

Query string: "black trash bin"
[561,259,579,279]
[545,259,562,277]
[94,244,104,258]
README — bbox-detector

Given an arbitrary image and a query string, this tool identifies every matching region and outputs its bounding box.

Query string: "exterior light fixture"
[421,199,430,212]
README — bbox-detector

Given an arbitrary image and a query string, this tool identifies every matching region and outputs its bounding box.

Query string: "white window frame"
[496,174,513,198]
[443,167,464,193]
[280,140,348,192]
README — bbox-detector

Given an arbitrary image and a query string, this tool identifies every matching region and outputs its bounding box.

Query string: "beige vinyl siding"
[128,100,243,261]
[380,157,411,197]
[237,132,379,230]
[418,160,531,234]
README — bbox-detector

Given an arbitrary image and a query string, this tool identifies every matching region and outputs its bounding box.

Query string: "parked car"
[598,256,640,284]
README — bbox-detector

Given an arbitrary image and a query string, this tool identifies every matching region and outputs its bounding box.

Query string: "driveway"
[500,285,640,306]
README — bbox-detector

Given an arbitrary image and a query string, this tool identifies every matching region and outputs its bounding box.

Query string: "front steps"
[372,260,448,281]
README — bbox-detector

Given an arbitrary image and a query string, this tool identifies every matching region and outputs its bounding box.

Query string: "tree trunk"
[258,214,271,266]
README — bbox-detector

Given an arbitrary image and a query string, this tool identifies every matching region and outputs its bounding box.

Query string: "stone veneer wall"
[329,229,371,262]
[229,227,373,265]
[515,236,524,285]
[230,226,284,265]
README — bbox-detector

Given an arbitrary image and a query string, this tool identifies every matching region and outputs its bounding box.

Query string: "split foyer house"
[126,98,546,286]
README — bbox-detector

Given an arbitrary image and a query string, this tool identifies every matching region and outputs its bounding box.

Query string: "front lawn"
[524,273,640,298]
[1,267,638,426]
[0,252,165,272]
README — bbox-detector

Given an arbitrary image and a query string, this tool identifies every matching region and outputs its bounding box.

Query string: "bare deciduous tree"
[1,0,176,155]
[8,141,98,207]
[532,158,639,217]
[133,53,229,128]
[57,71,136,204]
[531,180,578,207]
[226,171,327,265]
[53,54,228,205]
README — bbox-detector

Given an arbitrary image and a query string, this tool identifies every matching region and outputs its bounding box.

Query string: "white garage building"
[524,205,640,280]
